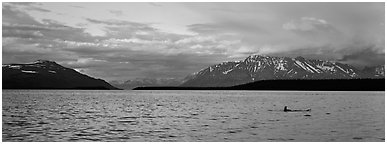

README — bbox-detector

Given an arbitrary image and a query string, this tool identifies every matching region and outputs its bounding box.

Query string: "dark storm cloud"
[266,43,385,68]
[338,47,385,68]
[3,3,96,42]
[2,4,41,25]
[2,4,100,66]
[267,45,339,61]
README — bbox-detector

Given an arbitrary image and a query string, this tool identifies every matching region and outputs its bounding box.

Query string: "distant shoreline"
[2,87,121,90]
[133,79,385,91]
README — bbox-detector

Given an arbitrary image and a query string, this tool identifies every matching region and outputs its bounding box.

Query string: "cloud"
[2,22,96,44]
[187,23,222,34]
[103,53,229,79]
[85,19,159,38]
[69,5,84,9]
[148,3,162,7]
[8,2,36,6]
[2,2,384,81]
[266,45,340,61]
[2,3,42,25]
[283,17,338,34]
[2,23,77,40]
[56,39,102,48]
[105,38,172,45]
[64,57,108,68]
[3,38,52,54]
[109,10,123,16]
[2,37,77,65]
[3,29,44,38]
[175,35,216,44]
[86,18,149,27]
[3,23,69,31]
[59,49,230,80]
[26,6,51,12]
[338,46,385,68]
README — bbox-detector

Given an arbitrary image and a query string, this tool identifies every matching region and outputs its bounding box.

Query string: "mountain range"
[181,55,384,87]
[2,55,384,90]
[110,78,183,90]
[3,60,118,90]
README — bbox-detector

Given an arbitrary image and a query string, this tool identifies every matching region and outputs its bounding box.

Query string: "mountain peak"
[181,54,384,87]
[29,60,64,68]
[33,59,57,64]
[3,60,119,90]
[248,55,266,59]
[244,55,268,62]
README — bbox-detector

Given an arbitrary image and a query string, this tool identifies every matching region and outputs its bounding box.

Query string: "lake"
[2,90,384,142]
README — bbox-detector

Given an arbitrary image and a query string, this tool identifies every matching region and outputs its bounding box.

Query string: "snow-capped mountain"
[181,55,384,87]
[110,78,183,90]
[3,60,118,89]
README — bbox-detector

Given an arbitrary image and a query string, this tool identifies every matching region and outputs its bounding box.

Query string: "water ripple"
[2,90,384,142]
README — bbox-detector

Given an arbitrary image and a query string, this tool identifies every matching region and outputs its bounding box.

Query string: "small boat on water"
[284,106,311,112]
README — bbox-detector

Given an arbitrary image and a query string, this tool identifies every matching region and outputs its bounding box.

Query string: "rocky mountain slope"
[181,55,385,87]
[3,60,119,90]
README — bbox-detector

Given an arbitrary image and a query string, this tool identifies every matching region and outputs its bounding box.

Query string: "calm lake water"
[2,90,385,142]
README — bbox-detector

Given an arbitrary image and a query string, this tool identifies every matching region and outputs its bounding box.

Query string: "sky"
[2,2,385,81]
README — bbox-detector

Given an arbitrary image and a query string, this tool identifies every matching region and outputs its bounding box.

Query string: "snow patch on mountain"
[223,69,233,74]
[275,61,287,71]
[209,67,214,72]
[316,64,334,72]
[295,60,314,73]
[4,65,22,69]
[335,65,346,73]
[21,70,37,73]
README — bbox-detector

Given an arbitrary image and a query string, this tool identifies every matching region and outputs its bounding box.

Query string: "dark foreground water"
[2,90,384,142]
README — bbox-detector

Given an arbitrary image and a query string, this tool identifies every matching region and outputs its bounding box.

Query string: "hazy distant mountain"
[181,55,384,87]
[361,65,385,78]
[3,60,119,90]
[110,78,183,90]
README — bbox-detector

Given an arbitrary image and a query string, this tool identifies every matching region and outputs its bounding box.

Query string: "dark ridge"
[3,60,120,90]
[133,79,385,91]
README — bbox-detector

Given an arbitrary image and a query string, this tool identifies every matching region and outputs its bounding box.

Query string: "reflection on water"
[2,90,385,142]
